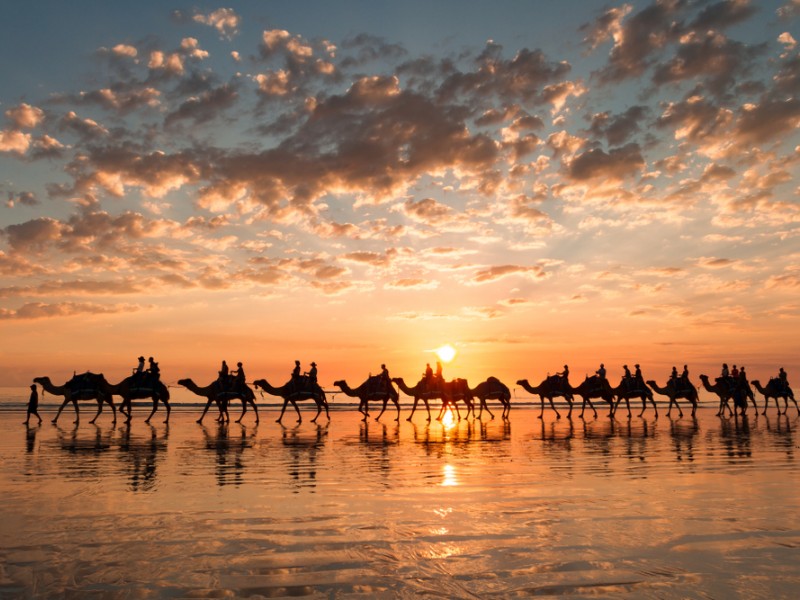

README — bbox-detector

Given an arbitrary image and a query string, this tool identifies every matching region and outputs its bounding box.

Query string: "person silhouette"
[147,357,160,382]
[134,356,145,376]
[24,384,42,425]
[307,362,318,386]
[233,361,246,392]
[596,363,606,379]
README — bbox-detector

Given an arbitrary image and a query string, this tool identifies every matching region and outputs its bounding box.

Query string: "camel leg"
[291,399,302,423]
[435,400,446,421]
[145,399,159,424]
[548,397,561,419]
[197,398,214,424]
[566,397,574,419]
[393,399,401,422]
[323,399,330,421]
[311,402,322,424]
[235,399,247,423]
[108,398,117,425]
[482,399,494,420]
[251,400,259,424]
[52,399,70,424]
[375,399,388,421]
[406,398,419,421]
[162,399,172,424]
[276,399,289,424]
[89,399,103,424]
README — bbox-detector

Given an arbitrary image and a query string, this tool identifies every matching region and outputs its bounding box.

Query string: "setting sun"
[435,344,457,363]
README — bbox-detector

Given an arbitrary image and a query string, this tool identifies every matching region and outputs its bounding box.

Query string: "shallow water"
[1,406,799,599]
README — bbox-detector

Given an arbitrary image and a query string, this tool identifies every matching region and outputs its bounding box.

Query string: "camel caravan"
[29,358,796,426]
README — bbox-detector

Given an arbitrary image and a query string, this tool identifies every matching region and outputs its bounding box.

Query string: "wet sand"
[1,406,799,598]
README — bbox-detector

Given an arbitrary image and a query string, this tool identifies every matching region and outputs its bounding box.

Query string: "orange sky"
[1,1,799,390]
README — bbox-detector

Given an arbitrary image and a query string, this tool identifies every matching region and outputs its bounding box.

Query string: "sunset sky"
[1,0,799,390]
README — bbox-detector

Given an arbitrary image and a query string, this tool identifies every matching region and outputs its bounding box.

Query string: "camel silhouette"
[178,378,259,424]
[611,376,658,418]
[646,378,698,418]
[468,377,511,420]
[570,375,615,418]
[516,376,574,419]
[391,376,473,422]
[34,373,116,425]
[110,374,171,424]
[751,379,798,415]
[252,378,329,425]
[333,376,400,421]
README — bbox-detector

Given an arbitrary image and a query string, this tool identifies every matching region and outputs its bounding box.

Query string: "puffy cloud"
[565,143,645,182]
[111,44,138,58]
[5,103,45,129]
[192,8,240,38]
[0,130,31,154]
[651,30,763,95]
[734,98,800,145]
[588,105,649,146]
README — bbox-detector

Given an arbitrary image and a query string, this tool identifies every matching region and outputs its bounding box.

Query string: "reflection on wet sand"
[2,409,800,598]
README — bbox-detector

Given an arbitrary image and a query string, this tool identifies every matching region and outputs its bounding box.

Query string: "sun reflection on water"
[441,407,456,430]
[441,463,458,486]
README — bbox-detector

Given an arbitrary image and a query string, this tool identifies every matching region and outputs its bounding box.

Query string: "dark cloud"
[566,143,645,182]
[588,105,649,146]
[651,31,764,96]
[164,83,239,127]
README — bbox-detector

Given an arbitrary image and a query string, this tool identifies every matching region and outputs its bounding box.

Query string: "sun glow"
[435,344,457,363]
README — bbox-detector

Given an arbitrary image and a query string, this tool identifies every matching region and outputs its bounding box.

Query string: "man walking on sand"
[25,384,42,425]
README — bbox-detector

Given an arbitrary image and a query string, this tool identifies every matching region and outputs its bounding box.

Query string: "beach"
[1,405,799,598]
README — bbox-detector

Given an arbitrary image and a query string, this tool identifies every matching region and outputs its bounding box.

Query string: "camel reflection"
[719,413,752,460]
[118,422,169,492]
[49,423,115,479]
[358,420,400,484]
[669,415,699,464]
[200,422,258,487]
[281,424,328,491]
[764,414,797,461]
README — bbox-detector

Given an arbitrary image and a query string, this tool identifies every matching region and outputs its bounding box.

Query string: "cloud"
[164,83,239,127]
[0,130,32,154]
[468,264,548,284]
[777,0,800,19]
[192,8,240,38]
[0,301,143,320]
[5,103,45,129]
[565,143,645,182]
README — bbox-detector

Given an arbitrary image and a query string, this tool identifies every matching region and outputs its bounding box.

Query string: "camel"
[570,375,614,418]
[611,377,658,418]
[646,378,698,417]
[178,378,260,424]
[467,377,511,420]
[252,377,328,424]
[333,376,400,421]
[699,375,737,416]
[391,376,472,422]
[438,378,474,421]
[33,373,116,425]
[516,376,574,419]
[751,379,799,415]
[110,374,172,424]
